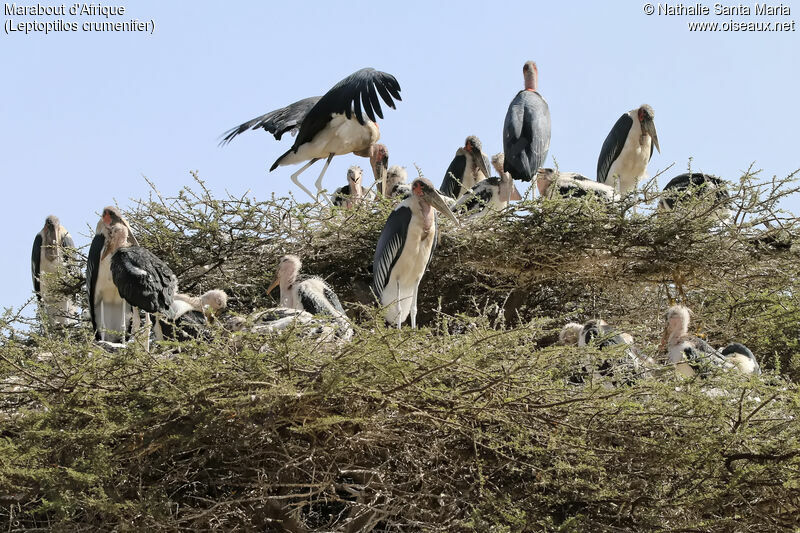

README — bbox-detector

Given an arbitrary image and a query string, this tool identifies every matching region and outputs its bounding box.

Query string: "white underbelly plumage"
[39,255,76,324]
[279,114,380,166]
[95,255,124,305]
[607,125,652,194]
[381,222,435,322]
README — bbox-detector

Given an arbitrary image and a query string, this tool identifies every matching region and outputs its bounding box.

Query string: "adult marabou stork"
[440,136,491,200]
[267,255,348,321]
[536,169,619,201]
[450,154,520,219]
[373,177,458,328]
[220,68,401,201]
[31,215,77,327]
[658,172,729,211]
[660,305,734,377]
[503,61,551,182]
[86,206,139,342]
[333,166,372,208]
[597,104,660,194]
[106,223,177,348]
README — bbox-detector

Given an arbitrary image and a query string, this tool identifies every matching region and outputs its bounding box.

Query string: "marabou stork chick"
[226,307,354,345]
[105,223,178,348]
[491,153,523,202]
[558,322,584,345]
[660,305,733,378]
[578,319,655,384]
[658,173,730,212]
[221,68,401,201]
[597,104,660,194]
[450,171,518,219]
[385,165,411,199]
[720,342,761,375]
[373,177,459,328]
[536,169,620,201]
[87,206,139,343]
[503,61,551,182]
[333,166,373,208]
[31,215,78,327]
[267,255,348,321]
[162,289,229,341]
[440,135,492,200]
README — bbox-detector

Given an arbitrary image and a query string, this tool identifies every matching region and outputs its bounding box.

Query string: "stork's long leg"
[99,300,105,341]
[130,304,140,341]
[396,280,402,330]
[121,303,126,343]
[410,281,420,329]
[314,153,335,204]
[289,158,320,201]
[143,312,151,352]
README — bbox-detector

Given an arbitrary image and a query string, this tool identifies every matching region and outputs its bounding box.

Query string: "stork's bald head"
[101,206,125,227]
[369,143,389,184]
[523,61,539,91]
[637,104,660,154]
[464,135,482,153]
[386,166,407,194]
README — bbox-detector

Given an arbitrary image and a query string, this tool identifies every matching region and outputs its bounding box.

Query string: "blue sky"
[3,1,798,314]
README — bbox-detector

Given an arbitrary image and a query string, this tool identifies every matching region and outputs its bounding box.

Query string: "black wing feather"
[597,113,632,184]
[454,179,499,214]
[372,205,412,301]
[60,232,75,249]
[440,154,467,199]
[31,234,42,299]
[86,233,105,338]
[323,285,346,315]
[111,247,177,314]
[219,96,321,145]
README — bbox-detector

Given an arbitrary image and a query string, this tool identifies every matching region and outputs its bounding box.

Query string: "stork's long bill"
[414,179,459,224]
[639,107,660,153]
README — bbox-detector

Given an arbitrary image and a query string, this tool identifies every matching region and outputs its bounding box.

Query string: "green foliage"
[3,167,800,530]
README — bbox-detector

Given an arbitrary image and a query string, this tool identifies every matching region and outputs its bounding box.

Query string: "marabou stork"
[578,319,656,383]
[503,61,551,182]
[333,166,373,208]
[220,68,401,201]
[86,206,139,342]
[660,305,734,378]
[450,154,520,219]
[720,342,761,375]
[373,177,458,328]
[658,172,729,211]
[160,289,228,341]
[106,222,178,348]
[597,104,660,194]
[385,165,410,199]
[267,255,348,321]
[440,136,492,200]
[31,215,77,327]
[536,169,619,201]
[226,307,354,344]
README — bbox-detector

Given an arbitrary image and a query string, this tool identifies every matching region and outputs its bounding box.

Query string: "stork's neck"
[667,323,689,346]
[174,293,202,310]
[280,276,296,308]
[524,70,538,91]
[416,198,435,235]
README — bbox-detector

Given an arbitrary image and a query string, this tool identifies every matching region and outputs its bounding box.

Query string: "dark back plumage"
[31,234,42,298]
[503,91,551,181]
[86,233,105,338]
[111,246,177,314]
[440,157,467,199]
[372,204,412,301]
[659,173,729,210]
